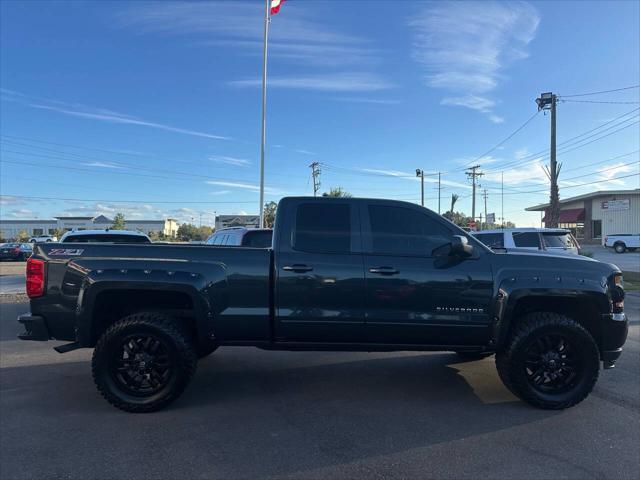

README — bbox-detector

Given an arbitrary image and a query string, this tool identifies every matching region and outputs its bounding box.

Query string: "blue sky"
[1,0,638,226]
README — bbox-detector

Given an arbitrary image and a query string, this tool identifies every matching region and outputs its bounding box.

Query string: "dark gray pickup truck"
[19,197,628,412]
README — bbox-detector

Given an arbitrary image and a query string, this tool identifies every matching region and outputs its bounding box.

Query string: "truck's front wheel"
[496,312,599,409]
[92,312,197,413]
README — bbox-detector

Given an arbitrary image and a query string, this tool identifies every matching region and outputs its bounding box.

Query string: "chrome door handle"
[369,267,400,275]
[283,264,313,273]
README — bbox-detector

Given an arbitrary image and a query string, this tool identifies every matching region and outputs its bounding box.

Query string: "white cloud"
[229,73,394,92]
[361,168,471,189]
[7,208,34,218]
[209,155,251,167]
[0,195,26,206]
[209,190,232,196]
[330,97,401,105]
[1,89,231,141]
[118,2,390,92]
[409,1,540,121]
[83,162,124,169]
[205,180,281,195]
[485,160,547,185]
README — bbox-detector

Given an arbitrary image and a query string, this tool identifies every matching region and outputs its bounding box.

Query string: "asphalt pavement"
[584,246,640,272]
[0,275,24,294]
[1,298,638,479]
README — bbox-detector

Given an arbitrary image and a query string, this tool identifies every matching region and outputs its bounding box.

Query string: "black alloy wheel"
[92,312,197,413]
[496,312,599,409]
[110,334,174,397]
[524,334,581,394]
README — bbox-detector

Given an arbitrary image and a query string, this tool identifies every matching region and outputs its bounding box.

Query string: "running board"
[54,342,81,354]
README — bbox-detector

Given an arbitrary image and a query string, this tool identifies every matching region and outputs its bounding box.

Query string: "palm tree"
[450,194,459,213]
[322,187,352,198]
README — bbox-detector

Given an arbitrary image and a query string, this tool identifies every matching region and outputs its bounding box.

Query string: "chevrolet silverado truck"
[18,197,628,413]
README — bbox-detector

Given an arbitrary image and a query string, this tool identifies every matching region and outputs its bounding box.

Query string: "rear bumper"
[600,312,628,369]
[18,313,50,341]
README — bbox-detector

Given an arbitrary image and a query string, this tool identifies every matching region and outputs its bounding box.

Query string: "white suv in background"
[28,235,57,243]
[471,228,580,256]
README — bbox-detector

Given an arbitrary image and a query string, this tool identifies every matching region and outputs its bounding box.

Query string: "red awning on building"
[541,208,585,223]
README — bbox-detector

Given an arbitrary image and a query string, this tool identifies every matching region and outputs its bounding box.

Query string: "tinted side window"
[542,232,575,248]
[474,233,504,248]
[512,232,541,248]
[243,231,273,248]
[294,203,351,253]
[368,205,452,256]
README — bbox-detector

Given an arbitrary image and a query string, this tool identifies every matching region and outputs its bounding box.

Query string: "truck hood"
[489,248,620,276]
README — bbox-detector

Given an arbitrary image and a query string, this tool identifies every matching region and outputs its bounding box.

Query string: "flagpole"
[259,0,270,228]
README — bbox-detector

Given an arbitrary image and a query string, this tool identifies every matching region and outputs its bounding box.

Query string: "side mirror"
[450,235,474,257]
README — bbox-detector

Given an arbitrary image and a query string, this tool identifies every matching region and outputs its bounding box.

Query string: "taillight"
[26,258,45,298]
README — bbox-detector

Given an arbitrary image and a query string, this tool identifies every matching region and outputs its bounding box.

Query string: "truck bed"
[30,243,273,345]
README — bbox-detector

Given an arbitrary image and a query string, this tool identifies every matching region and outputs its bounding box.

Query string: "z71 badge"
[49,248,84,256]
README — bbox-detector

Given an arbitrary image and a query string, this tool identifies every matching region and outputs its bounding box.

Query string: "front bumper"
[601,312,628,369]
[18,313,50,341]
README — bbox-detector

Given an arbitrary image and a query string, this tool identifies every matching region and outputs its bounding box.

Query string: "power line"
[561,99,640,105]
[559,85,639,98]
[463,110,540,168]
[0,194,258,204]
[484,114,639,173]
[484,110,639,172]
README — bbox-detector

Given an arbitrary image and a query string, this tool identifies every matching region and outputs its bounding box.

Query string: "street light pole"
[416,169,424,207]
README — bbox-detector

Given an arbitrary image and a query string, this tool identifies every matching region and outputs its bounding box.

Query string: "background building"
[215,215,260,230]
[526,189,639,244]
[0,215,178,241]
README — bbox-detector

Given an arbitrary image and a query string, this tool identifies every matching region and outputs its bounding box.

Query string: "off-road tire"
[92,312,197,413]
[614,242,626,254]
[454,351,493,361]
[495,312,599,409]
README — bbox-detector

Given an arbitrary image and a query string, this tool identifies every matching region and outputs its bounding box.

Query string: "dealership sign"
[601,199,629,211]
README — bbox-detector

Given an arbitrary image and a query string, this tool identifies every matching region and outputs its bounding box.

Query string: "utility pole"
[438,172,442,214]
[501,171,504,228]
[465,165,484,223]
[309,162,321,197]
[482,189,488,231]
[416,169,425,206]
[536,92,561,228]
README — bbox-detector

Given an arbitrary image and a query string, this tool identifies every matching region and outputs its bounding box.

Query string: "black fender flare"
[74,263,227,350]
[491,275,609,349]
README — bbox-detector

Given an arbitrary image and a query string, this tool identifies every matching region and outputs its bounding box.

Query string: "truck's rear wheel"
[614,242,626,253]
[92,312,197,413]
[495,312,599,409]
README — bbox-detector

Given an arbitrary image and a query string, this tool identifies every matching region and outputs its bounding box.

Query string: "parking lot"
[1,295,638,479]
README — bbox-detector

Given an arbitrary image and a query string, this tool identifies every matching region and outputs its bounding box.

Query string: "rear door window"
[512,232,541,248]
[294,203,351,253]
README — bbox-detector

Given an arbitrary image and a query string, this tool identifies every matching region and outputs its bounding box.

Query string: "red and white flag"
[270,0,286,15]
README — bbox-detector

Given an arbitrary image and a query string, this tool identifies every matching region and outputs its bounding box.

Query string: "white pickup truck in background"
[604,234,640,253]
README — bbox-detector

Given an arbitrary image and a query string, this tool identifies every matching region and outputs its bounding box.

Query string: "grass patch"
[622,271,640,292]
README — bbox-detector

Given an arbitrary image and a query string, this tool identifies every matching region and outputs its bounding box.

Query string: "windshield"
[542,232,576,248]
